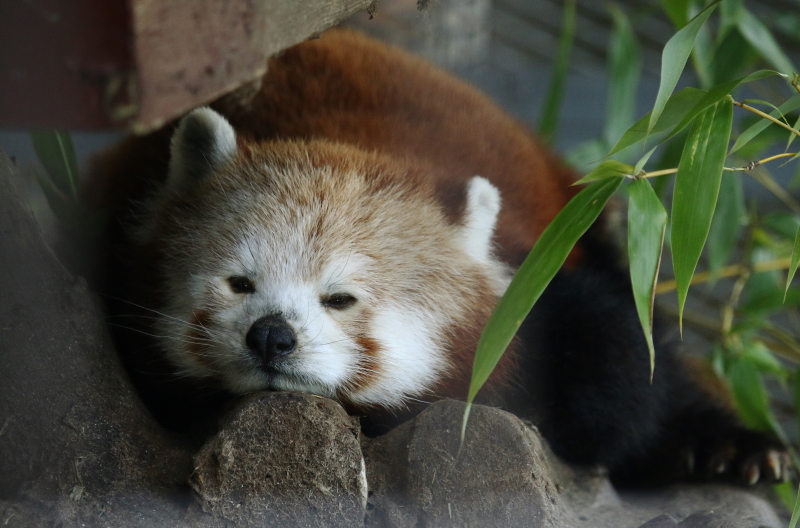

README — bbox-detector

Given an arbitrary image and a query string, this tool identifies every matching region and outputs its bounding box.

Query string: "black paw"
[689,430,790,485]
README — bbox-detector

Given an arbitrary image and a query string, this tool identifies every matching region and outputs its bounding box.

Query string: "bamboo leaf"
[648,2,720,134]
[573,160,633,185]
[707,172,746,279]
[690,6,714,89]
[665,71,778,144]
[29,130,79,199]
[608,87,707,157]
[789,473,800,528]
[786,113,800,152]
[737,8,797,75]
[730,357,773,432]
[662,0,690,29]
[462,176,624,439]
[671,99,733,331]
[718,0,743,41]
[731,94,800,154]
[786,225,800,300]
[634,146,658,175]
[628,178,668,378]
[539,0,576,143]
[605,5,642,146]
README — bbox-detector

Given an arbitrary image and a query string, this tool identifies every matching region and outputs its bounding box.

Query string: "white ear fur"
[167,107,237,194]
[458,176,502,265]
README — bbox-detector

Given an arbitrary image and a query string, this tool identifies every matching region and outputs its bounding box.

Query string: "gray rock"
[363,399,575,527]
[0,146,786,528]
[638,514,679,527]
[0,149,191,527]
[188,391,367,528]
[363,399,784,528]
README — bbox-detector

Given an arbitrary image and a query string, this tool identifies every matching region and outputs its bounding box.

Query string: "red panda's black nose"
[246,315,296,364]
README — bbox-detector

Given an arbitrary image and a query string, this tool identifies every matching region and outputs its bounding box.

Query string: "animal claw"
[746,463,760,485]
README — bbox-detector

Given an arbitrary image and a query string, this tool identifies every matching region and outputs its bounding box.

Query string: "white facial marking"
[348,307,448,408]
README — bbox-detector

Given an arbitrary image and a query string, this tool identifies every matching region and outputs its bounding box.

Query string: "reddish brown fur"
[87,29,583,415]
[219,30,580,268]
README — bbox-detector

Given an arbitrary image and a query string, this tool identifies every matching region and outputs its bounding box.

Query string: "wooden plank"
[130,0,373,132]
[0,0,133,130]
[0,0,373,132]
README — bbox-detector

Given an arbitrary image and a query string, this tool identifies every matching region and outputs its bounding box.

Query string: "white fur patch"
[167,107,237,192]
[348,307,447,408]
[459,176,501,265]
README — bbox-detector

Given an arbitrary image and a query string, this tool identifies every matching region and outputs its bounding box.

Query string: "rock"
[0,144,786,528]
[0,148,193,527]
[638,514,679,527]
[363,399,785,528]
[188,392,367,528]
[363,399,575,527]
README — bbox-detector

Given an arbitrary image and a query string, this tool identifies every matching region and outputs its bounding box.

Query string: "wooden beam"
[0,0,373,133]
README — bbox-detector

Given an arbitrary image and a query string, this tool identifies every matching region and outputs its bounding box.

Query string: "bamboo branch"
[731,97,800,139]
[655,257,792,294]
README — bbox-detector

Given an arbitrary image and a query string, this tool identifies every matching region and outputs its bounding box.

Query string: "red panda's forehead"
[178,158,474,286]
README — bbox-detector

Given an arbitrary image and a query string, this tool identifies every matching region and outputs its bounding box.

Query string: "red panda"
[90,29,787,486]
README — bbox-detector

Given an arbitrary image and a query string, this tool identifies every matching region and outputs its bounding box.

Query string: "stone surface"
[363,400,785,528]
[188,392,367,528]
[0,149,192,527]
[0,146,787,527]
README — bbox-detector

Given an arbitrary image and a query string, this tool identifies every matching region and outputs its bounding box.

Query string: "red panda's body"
[92,29,787,486]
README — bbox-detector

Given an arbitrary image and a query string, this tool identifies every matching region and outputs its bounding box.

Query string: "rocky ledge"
[0,149,786,527]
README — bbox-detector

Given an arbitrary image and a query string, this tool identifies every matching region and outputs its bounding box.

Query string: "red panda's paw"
[693,430,790,485]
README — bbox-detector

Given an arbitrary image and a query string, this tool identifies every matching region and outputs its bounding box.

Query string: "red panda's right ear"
[167,107,237,194]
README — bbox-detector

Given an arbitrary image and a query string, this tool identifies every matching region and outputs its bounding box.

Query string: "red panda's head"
[135,108,512,410]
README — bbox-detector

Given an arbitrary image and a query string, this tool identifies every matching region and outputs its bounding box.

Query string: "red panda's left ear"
[167,107,237,195]
[458,176,502,265]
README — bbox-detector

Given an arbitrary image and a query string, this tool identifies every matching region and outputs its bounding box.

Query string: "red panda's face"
[137,108,511,410]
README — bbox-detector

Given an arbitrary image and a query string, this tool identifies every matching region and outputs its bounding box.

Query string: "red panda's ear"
[458,176,502,265]
[167,107,237,194]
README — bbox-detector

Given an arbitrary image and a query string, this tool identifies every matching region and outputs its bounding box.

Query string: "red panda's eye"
[228,276,255,294]
[322,293,357,310]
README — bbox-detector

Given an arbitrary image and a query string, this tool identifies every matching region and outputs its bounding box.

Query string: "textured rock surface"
[0,148,787,527]
[363,400,784,528]
[363,400,573,527]
[188,392,367,528]
[0,149,191,527]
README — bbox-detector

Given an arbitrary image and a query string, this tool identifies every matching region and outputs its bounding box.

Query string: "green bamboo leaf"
[742,341,783,377]
[627,178,667,378]
[633,146,658,175]
[707,172,745,279]
[786,225,800,300]
[29,130,79,199]
[786,113,800,152]
[605,5,642,146]
[573,160,633,185]
[690,6,714,89]
[461,176,624,439]
[790,481,800,528]
[608,87,707,157]
[737,8,797,75]
[711,30,757,85]
[648,2,720,134]
[671,99,733,331]
[664,71,778,145]
[729,357,773,432]
[718,0,743,42]
[538,0,576,143]
[774,481,797,514]
[662,0,690,29]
